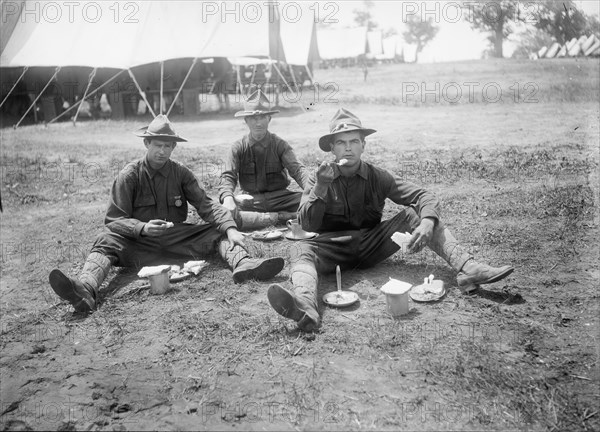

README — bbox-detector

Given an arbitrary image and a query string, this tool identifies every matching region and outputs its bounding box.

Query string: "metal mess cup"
[149,271,170,295]
[380,278,413,317]
[286,218,304,238]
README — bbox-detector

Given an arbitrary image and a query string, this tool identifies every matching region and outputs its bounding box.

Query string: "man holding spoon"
[267,108,513,331]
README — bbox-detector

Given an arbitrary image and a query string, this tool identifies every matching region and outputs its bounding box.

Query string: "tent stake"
[14,66,61,129]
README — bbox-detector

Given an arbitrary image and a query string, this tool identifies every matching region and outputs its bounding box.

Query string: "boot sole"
[233,258,285,283]
[267,284,318,331]
[49,270,95,313]
[267,284,305,322]
[457,266,514,287]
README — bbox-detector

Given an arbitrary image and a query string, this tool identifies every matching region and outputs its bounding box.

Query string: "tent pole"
[304,64,314,84]
[14,66,61,129]
[236,65,243,96]
[0,66,28,109]
[250,64,257,87]
[160,61,164,115]
[128,69,156,118]
[167,58,197,117]
[48,69,124,125]
[272,63,306,112]
[72,67,97,126]
[288,63,299,89]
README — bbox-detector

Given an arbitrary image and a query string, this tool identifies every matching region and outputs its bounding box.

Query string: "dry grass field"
[1,58,599,431]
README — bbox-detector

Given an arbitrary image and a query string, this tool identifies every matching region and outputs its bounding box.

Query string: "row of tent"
[0,1,408,127]
[536,34,600,59]
[0,1,321,126]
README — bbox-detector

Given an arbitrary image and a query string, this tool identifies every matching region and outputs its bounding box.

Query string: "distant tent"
[376,36,400,61]
[536,34,600,60]
[280,3,319,67]
[317,27,368,60]
[366,31,383,58]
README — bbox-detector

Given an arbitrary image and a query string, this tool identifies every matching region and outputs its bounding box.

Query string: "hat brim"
[134,127,188,142]
[318,127,376,151]
[234,109,280,118]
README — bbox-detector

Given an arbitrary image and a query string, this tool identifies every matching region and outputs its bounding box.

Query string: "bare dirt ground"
[1,59,599,431]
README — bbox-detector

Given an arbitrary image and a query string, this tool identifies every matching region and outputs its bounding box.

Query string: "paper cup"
[149,272,170,295]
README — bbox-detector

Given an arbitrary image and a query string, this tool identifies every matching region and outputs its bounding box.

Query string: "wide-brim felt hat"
[134,114,188,142]
[234,89,280,117]
[318,108,376,151]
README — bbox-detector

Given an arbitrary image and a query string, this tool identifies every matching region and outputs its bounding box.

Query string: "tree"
[534,0,592,45]
[402,16,439,62]
[353,0,377,31]
[462,0,522,58]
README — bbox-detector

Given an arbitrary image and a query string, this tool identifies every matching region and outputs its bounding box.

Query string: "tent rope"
[272,63,306,113]
[72,67,97,125]
[14,66,61,129]
[167,58,198,117]
[48,69,124,125]
[0,66,28,110]
[128,69,156,118]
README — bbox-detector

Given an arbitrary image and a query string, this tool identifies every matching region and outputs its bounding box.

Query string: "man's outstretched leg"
[49,252,112,312]
[267,242,321,331]
[358,209,514,291]
[218,240,284,283]
[427,222,514,290]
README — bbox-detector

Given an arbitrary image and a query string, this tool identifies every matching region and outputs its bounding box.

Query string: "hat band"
[331,122,362,133]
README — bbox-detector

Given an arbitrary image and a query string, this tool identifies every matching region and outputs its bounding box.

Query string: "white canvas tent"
[1,1,289,127]
[279,2,319,67]
[317,27,368,60]
[366,31,383,57]
[376,35,401,61]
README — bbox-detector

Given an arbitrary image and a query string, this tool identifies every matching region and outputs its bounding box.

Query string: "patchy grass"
[1,59,598,431]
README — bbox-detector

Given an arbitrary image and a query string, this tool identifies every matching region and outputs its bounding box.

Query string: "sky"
[321,1,600,62]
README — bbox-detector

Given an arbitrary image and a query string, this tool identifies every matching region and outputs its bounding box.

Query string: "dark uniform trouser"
[91,223,222,268]
[290,207,473,280]
[237,189,302,213]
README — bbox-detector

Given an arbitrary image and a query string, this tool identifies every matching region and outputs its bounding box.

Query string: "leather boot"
[457,259,514,287]
[49,252,112,312]
[218,240,284,283]
[238,211,279,230]
[267,271,320,331]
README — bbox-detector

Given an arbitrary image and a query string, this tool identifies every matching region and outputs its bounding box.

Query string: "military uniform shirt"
[299,161,441,233]
[105,157,237,239]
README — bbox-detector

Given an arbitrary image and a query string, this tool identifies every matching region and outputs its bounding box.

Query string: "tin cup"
[149,272,170,295]
[380,279,412,317]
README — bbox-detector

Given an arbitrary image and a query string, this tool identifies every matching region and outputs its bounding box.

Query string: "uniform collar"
[335,160,368,180]
[143,157,171,178]
[248,131,270,146]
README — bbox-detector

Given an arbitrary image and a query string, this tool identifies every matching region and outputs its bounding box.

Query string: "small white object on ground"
[137,265,171,278]
[183,260,208,275]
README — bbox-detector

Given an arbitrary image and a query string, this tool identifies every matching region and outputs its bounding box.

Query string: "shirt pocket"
[133,193,156,209]
[325,200,345,216]
[239,162,256,191]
